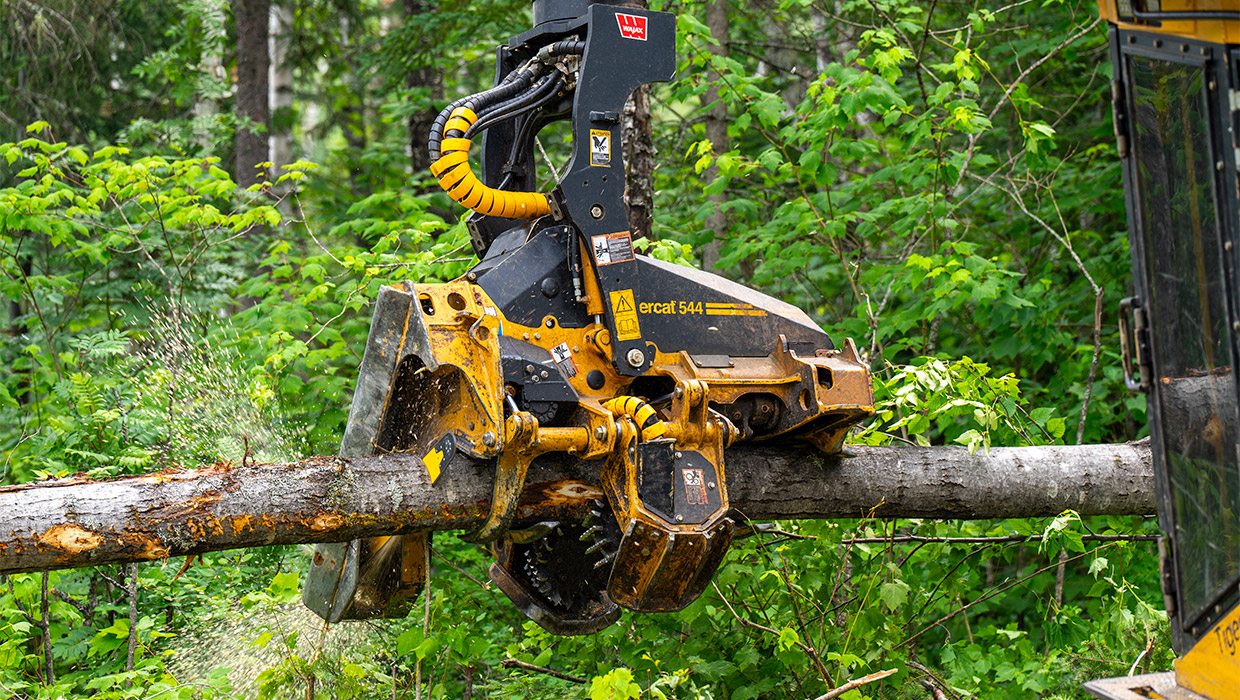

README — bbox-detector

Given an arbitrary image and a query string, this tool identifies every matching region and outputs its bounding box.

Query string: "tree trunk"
[234,0,271,188]
[700,0,729,272]
[268,2,294,175]
[195,0,227,153]
[405,0,440,176]
[0,442,1153,575]
[620,0,654,240]
[623,85,654,240]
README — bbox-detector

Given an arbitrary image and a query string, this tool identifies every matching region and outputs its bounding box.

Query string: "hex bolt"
[466,271,477,281]
[482,431,497,447]
[675,451,683,459]
[708,482,716,490]
[540,371,549,379]
[545,318,555,328]
[525,364,535,374]
[626,348,646,367]
[676,514,684,522]
[534,332,542,340]
[522,333,530,340]
[595,425,608,440]
[590,205,604,219]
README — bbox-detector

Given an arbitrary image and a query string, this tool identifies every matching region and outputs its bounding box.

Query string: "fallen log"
[0,441,1153,575]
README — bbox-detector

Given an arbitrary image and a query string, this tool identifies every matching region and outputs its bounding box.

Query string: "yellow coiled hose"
[429,107,551,219]
[603,396,667,441]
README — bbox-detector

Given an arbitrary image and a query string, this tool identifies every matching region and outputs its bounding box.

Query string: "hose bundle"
[428,40,584,219]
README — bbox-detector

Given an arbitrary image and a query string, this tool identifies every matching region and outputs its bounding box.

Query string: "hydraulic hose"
[602,397,667,441]
[467,72,564,138]
[427,39,584,219]
[431,115,552,219]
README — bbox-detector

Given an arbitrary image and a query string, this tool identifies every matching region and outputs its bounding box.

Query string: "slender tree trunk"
[700,0,729,272]
[124,563,138,685]
[195,0,227,153]
[405,0,440,177]
[234,0,271,189]
[268,1,294,175]
[619,0,654,239]
[623,85,654,240]
[40,572,53,685]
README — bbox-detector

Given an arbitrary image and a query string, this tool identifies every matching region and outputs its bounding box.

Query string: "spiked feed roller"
[303,0,874,634]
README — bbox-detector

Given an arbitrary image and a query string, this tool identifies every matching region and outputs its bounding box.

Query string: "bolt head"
[675,514,684,522]
[708,481,716,489]
[595,425,607,440]
[545,318,555,328]
[482,431,497,447]
[625,348,646,367]
[590,205,604,219]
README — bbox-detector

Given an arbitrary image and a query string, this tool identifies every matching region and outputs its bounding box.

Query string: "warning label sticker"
[591,231,634,266]
[550,342,578,379]
[590,129,611,167]
[682,468,707,505]
[609,289,642,341]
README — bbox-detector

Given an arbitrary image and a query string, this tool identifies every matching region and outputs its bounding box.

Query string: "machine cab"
[1089,1,1240,697]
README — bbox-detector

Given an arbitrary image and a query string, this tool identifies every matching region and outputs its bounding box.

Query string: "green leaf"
[879,580,910,611]
[777,626,801,652]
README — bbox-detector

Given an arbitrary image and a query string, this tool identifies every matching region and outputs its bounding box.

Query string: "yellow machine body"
[1088,0,1240,697]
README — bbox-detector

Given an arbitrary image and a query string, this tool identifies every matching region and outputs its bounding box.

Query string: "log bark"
[0,442,1153,575]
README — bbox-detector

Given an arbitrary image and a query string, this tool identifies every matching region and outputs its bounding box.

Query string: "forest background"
[0,0,1161,698]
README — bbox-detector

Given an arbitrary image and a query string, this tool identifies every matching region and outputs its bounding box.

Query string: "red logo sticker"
[616,13,648,41]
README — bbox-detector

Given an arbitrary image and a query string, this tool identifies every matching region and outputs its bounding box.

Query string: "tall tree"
[623,85,654,239]
[621,0,655,239]
[700,0,728,272]
[268,1,294,174]
[405,0,441,176]
[234,0,270,188]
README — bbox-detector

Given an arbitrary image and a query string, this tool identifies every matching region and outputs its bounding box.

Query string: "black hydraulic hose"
[429,72,533,160]
[466,73,565,138]
[470,71,559,127]
[427,40,584,162]
[425,39,586,219]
